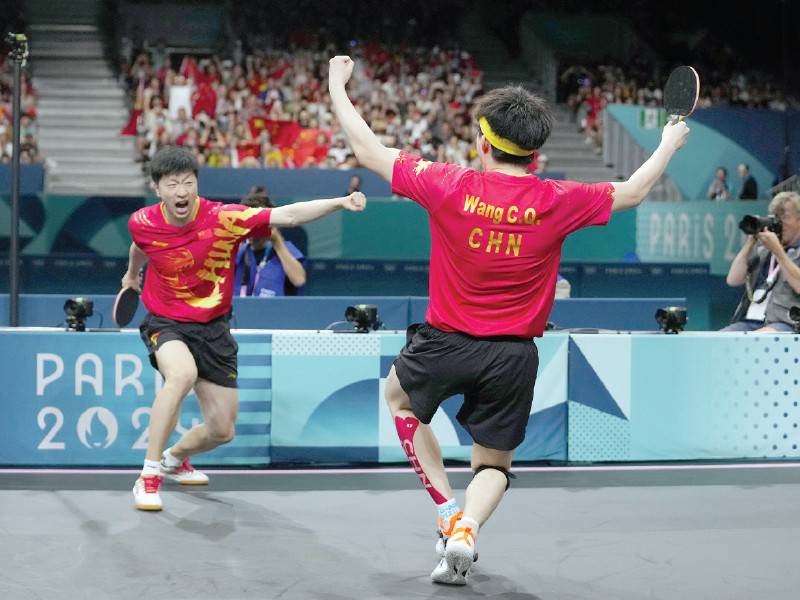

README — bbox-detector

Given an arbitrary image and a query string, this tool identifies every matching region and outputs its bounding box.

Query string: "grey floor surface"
[1,465,799,600]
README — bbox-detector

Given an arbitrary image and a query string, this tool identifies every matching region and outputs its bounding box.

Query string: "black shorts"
[393,322,539,451]
[139,312,239,388]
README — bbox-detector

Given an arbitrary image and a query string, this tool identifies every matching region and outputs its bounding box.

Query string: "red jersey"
[391,152,614,338]
[129,197,272,322]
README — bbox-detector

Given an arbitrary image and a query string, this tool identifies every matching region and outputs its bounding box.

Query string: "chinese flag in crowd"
[249,119,302,148]
[235,141,261,162]
[289,128,331,166]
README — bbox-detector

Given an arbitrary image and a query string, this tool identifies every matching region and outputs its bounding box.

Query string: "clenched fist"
[329,55,355,88]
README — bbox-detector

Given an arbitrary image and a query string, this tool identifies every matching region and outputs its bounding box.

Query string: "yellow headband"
[479,116,535,157]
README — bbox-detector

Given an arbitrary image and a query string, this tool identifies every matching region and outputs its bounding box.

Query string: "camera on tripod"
[739,214,782,239]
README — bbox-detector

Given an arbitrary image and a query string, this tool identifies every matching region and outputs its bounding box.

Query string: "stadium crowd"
[562,61,791,152]
[118,42,495,172]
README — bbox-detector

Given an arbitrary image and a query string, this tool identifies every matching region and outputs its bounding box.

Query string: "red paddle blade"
[664,65,699,120]
[113,288,140,327]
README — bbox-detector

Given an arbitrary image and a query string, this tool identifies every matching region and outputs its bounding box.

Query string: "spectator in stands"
[18,112,36,143]
[736,163,758,199]
[261,141,285,168]
[328,137,350,166]
[533,153,549,174]
[171,106,194,138]
[346,174,362,195]
[720,192,800,332]
[138,96,172,161]
[234,187,307,297]
[554,273,571,299]
[706,167,731,201]
[199,119,228,151]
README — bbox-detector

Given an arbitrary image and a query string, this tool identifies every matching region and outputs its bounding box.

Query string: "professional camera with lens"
[739,214,782,238]
[344,304,382,333]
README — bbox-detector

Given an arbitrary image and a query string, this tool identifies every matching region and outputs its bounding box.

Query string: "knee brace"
[473,465,516,491]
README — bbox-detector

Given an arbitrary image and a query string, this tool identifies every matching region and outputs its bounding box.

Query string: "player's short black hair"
[150,146,199,183]
[241,185,273,208]
[471,86,554,167]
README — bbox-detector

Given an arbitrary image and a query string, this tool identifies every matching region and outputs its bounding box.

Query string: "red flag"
[248,116,267,137]
[236,141,261,162]
[284,128,331,167]
[120,108,141,136]
[264,119,301,147]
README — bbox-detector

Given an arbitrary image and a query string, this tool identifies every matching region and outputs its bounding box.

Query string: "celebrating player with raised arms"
[123,145,366,511]
[329,55,688,584]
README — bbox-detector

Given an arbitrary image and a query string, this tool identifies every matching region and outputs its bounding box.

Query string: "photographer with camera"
[721,191,800,332]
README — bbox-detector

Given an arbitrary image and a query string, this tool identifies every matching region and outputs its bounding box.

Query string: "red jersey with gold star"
[391,152,614,338]
[129,197,272,322]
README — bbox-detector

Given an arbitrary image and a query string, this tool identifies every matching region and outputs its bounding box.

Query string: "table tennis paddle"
[112,287,140,327]
[663,65,700,123]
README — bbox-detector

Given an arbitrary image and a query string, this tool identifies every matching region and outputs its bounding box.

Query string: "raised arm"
[726,235,757,287]
[328,56,399,182]
[268,192,366,228]
[270,229,307,287]
[610,120,690,213]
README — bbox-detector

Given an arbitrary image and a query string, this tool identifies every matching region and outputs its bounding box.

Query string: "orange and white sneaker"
[133,475,163,511]
[431,517,479,585]
[435,511,463,556]
[436,511,478,562]
[160,457,209,485]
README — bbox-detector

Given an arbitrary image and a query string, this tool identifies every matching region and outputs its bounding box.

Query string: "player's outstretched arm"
[329,55,399,182]
[610,120,690,213]
[269,191,366,228]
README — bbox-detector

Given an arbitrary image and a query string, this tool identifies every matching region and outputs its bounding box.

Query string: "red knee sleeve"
[395,415,447,504]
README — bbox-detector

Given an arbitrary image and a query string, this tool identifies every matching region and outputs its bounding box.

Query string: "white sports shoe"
[160,457,209,485]
[133,475,163,511]
[431,519,478,585]
[436,513,478,562]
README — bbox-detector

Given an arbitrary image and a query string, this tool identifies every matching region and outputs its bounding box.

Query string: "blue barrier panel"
[567,332,800,461]
[0,163,45,195]
[269,331,568,465]
[197,167,392,200]
[4,328,796,466]
[0,294,687,331]
[577,264,711,330]
[305,259,430,296]
[0,328,566,466]
[0,329,271,466]
[229,296,412,331]
[547,298,687,332]
[0,294,414,330]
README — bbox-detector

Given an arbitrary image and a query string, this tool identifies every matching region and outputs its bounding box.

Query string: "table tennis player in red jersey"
[121,145,366,511]
[329,55,689,585]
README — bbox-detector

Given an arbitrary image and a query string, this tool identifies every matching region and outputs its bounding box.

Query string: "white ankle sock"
[458,516,480,534]
[162,448,182,468]
[437,498,460,526]
[141,459,161,477]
